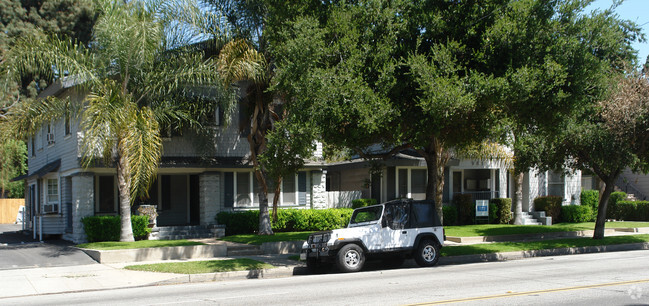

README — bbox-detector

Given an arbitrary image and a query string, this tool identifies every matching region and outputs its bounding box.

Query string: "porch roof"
[11,159,61,182]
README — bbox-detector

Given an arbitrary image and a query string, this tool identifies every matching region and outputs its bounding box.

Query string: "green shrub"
[216,208,354,235]
[131,215,152,240]
[443,206,458,226]
[489,198,512,224]
[617,201,649,221]
[351,198,377,209]
[454,194,474,225]
[533,196,563,222]
[580,190,599,210]
[607,191,627,220]
[81,215,151,242]
[561,205,594,223]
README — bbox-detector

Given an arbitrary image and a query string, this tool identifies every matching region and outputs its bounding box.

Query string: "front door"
[157,175,189,226]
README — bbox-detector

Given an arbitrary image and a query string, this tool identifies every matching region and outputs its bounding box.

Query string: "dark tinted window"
[410,201,442,227]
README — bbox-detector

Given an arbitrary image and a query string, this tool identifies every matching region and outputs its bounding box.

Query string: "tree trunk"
[254,168,273,235]
[116,153,134,242]
[512,169,524,225]
[272,177,282,222]
[593,177,616,239]
[420,138,449,225]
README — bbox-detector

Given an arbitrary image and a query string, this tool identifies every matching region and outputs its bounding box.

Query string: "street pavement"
[0,224,648,300]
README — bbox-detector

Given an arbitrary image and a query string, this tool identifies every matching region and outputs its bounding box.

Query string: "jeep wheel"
[414,239,440,267]
[337,244,365,272]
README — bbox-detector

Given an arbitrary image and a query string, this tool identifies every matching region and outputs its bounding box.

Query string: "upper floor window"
[46,123,55,145]
[64,110,71,136]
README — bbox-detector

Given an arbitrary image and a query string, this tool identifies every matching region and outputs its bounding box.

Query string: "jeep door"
[381,202,416,249]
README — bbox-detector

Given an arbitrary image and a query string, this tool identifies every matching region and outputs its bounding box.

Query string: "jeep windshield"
[349,205,383,227]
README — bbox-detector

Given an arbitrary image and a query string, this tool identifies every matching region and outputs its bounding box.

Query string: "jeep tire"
[414,239,440,267]
[337,244,365,273]
[306,257,319,273]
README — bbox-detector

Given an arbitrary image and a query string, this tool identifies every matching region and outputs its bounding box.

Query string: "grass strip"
[77,240,205,250]
[441,234,649,257]
[445,222,649,237]
[219,232,314,245]
[124,258,274,274]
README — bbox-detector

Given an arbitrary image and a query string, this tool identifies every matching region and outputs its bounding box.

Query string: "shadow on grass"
[220,232,313,245]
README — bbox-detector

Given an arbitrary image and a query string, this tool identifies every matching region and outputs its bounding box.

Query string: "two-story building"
[18,80,329,243]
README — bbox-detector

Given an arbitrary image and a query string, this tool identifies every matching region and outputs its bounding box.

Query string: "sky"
[586,0,649,65]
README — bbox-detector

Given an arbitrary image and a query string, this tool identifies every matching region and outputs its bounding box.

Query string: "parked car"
[300,199,445,272]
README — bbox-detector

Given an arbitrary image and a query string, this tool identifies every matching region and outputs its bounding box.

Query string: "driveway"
[0,224,97,270]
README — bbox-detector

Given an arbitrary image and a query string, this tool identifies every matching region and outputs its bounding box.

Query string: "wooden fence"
[0,199,24,224]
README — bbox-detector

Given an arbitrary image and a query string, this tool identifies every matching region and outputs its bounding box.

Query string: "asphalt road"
[0,224,97,269]
[3,249,649,305]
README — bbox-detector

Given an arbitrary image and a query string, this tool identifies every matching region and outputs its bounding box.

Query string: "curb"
[150,266,301,286]
[445,228,635,243]
[439,242,649,265]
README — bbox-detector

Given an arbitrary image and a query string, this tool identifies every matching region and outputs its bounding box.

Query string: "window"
[224,171,308,207]
[383,203,409,230]
[43,178,59,214]
[64,110,71,136]
[548,170,565,198]
[31,137,35,157]
[236,172,252,206]
[395,168,427,200]
[46,123,55,145]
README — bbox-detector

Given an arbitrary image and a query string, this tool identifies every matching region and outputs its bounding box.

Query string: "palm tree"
[3,0,231,241]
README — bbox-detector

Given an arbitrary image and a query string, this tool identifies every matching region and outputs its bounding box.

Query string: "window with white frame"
[43,178,60,214]
[46,123,55,145]
[224,171,308,207]
[548,170,565,198]
[395,167,427,200]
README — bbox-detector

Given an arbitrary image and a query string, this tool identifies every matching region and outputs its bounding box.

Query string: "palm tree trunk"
[512,169,524,225]
[116,153,134,242]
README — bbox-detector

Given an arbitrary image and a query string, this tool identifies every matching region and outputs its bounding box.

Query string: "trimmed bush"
[580,190,599,210]
[351,198,377,209]
[561,205,594,223]
[443,206,458,226]
[454,194,474,225]
[617,201,649,221]
[216,208,354,235]
[607,191,627,220]
[489,198,512,224]
[81,215,151,242]
[534,196,563,222]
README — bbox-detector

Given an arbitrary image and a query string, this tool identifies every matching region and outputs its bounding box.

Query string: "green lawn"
[442,234,649,257]
[444,222,649,237]
[219,231,314,245]
[124,258,273,274]
[77,240,205,250]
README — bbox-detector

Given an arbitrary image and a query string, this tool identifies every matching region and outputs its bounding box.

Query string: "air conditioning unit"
[47,133,55,145]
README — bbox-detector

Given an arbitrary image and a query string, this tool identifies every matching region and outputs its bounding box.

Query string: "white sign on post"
[475,200,489,217]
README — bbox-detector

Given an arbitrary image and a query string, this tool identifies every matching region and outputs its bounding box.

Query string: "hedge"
[561,205,594,223]
[454,194,474,225]
[616,201,649,221]
[489,198,512,224]
[351,198,377,209]
[534,196,563,222]
[580,190,599,210]
[607,191,627,220]
[81,215,151,242]
[216,208,354,235]
[443,206,457,226]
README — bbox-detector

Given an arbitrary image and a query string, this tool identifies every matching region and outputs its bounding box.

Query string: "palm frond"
[217,39,267,86]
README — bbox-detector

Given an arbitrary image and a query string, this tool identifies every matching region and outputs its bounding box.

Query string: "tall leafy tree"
[480,0,642,225]
[1,0,98,199]
[3,0,228,241]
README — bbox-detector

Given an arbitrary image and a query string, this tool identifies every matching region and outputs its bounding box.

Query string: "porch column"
[68,173,94,244]
[199,172,220,225]
[499,169,508,198]
[311,170,327,209]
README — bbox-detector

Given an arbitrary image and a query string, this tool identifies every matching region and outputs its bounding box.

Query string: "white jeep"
[300,199,445,272]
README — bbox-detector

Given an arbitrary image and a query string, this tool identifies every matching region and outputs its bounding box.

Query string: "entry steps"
[520,211,552,225]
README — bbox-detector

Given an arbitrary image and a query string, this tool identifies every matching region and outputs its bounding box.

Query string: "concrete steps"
[520,212,542,225]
